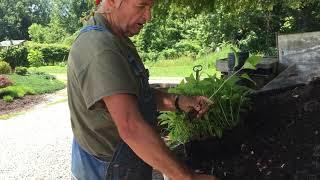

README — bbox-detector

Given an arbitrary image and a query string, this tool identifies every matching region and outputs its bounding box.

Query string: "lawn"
[0,74,65,102]
[8,74,65,94]
[27,48,231,78]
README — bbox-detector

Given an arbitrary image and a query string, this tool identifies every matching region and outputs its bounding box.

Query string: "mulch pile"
[177,78,320,180]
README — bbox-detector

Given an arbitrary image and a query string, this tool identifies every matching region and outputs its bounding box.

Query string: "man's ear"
[106,0,123,9]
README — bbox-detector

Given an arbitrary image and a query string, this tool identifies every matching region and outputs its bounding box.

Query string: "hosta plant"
[159,55,262,144]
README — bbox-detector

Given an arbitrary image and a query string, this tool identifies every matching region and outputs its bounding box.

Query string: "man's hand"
[178,95,214,118]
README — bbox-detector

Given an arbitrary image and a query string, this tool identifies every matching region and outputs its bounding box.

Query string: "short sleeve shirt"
[67,13,142,160]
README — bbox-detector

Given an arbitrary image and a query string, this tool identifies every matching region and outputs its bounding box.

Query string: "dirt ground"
[0,95,45,116]
[178,78,320,180]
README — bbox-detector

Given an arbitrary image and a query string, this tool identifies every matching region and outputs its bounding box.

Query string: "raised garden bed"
[175,78,320,180]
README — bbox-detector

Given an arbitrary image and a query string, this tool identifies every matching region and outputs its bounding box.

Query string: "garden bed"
[0,94,45,116]
[175,78,320,180]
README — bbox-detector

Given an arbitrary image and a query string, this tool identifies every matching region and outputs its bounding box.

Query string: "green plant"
[27,49,44,68]
[58,61,67,67]
[26,42,70,65]
[159,55,262,144]
[7,74,65,95]
[15,66,28,76]
[3,95,14,103]
[0,86,35,99]
[0,61,12,74]
[159,74,251,144]
[0,46,28,69]
[33,71,56,80]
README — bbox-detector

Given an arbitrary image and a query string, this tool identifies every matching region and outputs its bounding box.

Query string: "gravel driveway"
[0,77,181,180]
[0,92,72,180]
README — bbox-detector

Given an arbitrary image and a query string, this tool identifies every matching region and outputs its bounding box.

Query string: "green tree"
[28,49,44,67]
[0,0,51,41]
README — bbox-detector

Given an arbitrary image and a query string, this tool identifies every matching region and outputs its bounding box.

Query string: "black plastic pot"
[228,52,250,72]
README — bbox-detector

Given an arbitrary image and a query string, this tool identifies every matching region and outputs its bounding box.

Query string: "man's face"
[114,0,154,37]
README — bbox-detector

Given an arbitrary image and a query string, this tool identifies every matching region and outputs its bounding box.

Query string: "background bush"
[15,66,28,76]
[0,61,12,74]
[3,95,14,103]
[0,47,28,69]
[27,49,44,67]
[26,42,70,65]
[0,75,13,88]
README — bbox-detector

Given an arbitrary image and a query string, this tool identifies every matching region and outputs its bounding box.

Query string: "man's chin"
[127,30,141,37]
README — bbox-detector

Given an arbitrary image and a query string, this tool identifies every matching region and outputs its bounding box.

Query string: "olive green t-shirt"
[67,13,142,161]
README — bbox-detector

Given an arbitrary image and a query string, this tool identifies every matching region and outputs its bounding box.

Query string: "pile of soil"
[178,78,320,180]
[0,95,45,116]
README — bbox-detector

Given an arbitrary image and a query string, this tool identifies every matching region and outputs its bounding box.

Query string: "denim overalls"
[71,25,157,180]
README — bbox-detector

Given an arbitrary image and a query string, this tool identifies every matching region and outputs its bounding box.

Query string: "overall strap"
[80,25,107,34]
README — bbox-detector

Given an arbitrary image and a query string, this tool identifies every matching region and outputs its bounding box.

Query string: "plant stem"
[208,67,243,100]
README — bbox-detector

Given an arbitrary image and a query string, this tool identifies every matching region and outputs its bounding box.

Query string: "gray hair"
[97,0,124,13]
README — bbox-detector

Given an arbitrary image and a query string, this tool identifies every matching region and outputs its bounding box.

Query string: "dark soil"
[0,95,45,116]
[178,78,320,180]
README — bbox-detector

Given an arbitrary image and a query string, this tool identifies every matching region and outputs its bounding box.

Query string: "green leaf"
[243,55,262,70]
[185,73,196,83]
[240,73,256,85]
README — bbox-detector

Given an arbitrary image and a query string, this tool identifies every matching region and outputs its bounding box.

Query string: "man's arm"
[153,88,213,117]
[103,94,191,180]
[153,88,176,111]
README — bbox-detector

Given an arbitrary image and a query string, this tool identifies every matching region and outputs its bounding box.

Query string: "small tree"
[28,50,44,68]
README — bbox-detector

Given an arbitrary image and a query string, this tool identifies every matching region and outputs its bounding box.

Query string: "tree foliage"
[0,0,51,40]
[1,0,320,62]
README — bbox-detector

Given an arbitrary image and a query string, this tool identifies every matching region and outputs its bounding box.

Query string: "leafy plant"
[159,73,251,144]
[15,66,28,76]
[27,49,44,68]
[0,75,13,88]
[33,72,56,80]
[159,55,262,144]
[0,86,35,99]
[3,95,14,103]
[0,46,28,69]
[0,61,12,74]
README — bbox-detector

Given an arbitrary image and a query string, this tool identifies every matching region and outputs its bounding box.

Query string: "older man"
[67,0,217,179]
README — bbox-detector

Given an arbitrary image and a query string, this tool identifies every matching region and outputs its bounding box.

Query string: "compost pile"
[179,78,320,180]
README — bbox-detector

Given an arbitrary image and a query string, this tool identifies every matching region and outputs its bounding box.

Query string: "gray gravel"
[0,99,72,180]
[0,83,170,180]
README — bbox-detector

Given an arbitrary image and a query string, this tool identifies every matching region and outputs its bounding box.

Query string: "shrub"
[33,72,56,80]
[0,86,35,99]
[0,75,13,88]
[3,95,14,103]
[15,67,28,76]
[58,61,67,67]
[0,46,28,69]
[0,61,12,74]
[28,49,44,67]
[26,42,70,65]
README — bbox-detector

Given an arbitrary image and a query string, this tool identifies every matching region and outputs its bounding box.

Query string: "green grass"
[26,45,233,78]
[7,74,65,95]
[28,66,67,74]
[145,49,231,77]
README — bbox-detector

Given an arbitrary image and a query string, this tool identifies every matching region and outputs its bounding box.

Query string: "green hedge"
[0,46,28,69]
[26,42,70,65]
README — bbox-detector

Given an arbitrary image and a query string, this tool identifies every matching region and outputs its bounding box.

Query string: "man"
[67,0,217,179]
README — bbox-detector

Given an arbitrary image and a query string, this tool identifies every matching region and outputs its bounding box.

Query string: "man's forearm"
[103,94,191,179]
[122,114,191,179]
